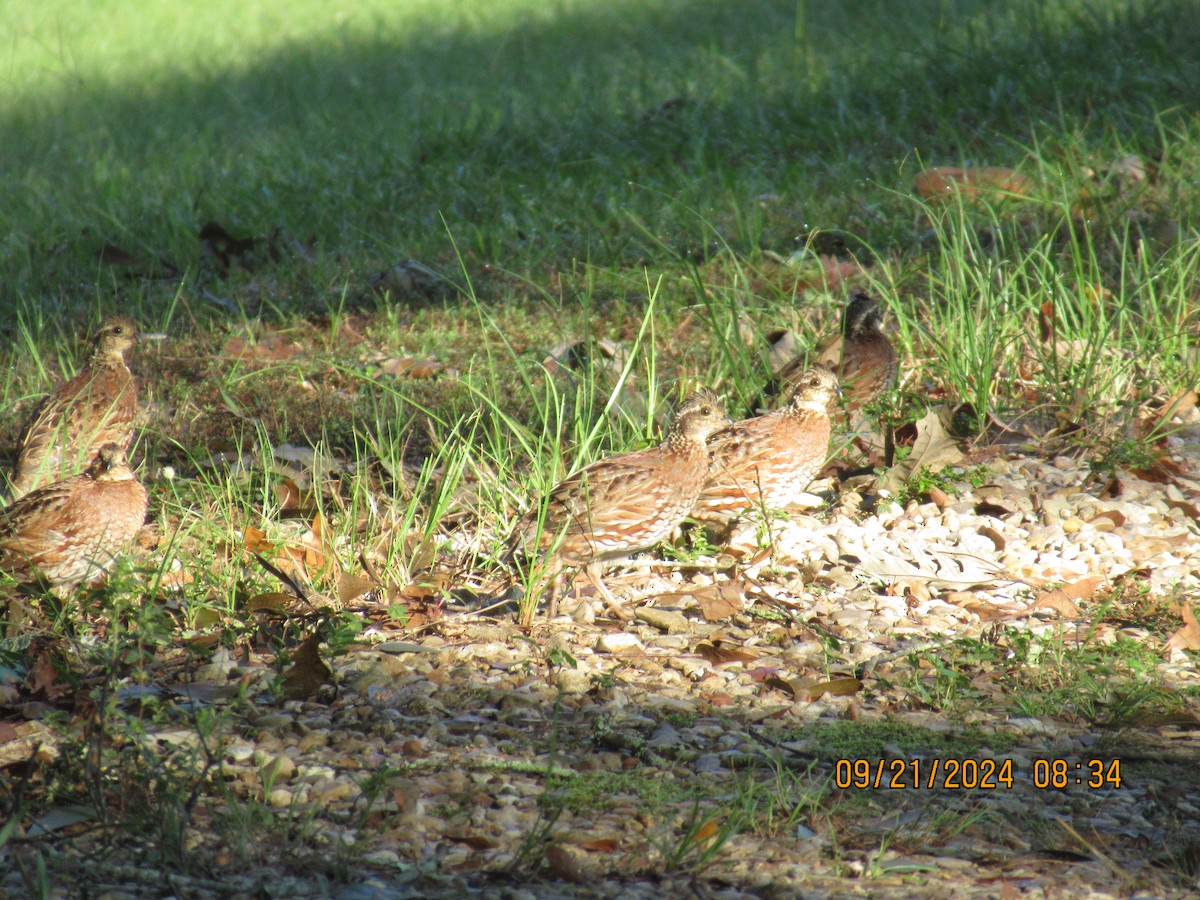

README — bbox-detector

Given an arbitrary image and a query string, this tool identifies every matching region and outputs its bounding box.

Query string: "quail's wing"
[0,484,79,559]
[704,416,776,484]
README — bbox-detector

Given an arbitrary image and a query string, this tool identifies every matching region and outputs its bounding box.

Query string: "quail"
[11,317,139,499]
[0,444,148,596]
[773,290,896,427]
[693,365,838,530]
[509,388,730,618]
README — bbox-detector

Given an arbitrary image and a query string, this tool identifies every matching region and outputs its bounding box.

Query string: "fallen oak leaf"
[693,580,746,621]
[280,633,333,699]
[1164,604,1200,655]
[877,408,965,493]
[337,572,379,605]
[1032,575,1104,617]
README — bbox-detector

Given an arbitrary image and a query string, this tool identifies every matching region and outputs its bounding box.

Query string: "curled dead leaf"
[975,524,1006,552]
[1087,510,1125,531]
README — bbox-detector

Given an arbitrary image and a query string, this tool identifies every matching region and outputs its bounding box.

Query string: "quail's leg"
[585,562,633,621]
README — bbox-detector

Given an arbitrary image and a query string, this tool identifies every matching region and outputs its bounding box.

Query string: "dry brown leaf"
[28,654,67,701]
[1033,575,1103,617]
[1131,455,1187,484]
[913,166,1033,201]
[1166,499,1200,527]
[927,485,952,509]
[281,634,333,699]
[246,592,294,613]
[694,642,759,666]
[1088,510,1126,530]
[943,591,1011,620]
[576,837,621,853]
[337,572,378,605]
[694,581,746,621]
[975,524,1006,552]
[877,408,965,493]
[242,526,274,554]
[1038,300,1056,344]
[807,677,863,700]
[277,477,305,513]
[1165,604,1200,654]
[747,666,782,682]
[763,675,804,698]
[440,829,498,850]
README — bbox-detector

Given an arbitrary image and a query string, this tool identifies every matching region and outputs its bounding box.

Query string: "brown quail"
[0,444,148,596]
[693,365,838,529]
[509,389,729,617]
[11,317,139,499]
[774,290,896,426]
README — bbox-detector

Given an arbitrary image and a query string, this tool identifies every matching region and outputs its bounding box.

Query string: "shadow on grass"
[2,0,1199,309]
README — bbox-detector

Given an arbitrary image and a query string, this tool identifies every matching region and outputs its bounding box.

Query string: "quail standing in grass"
[693,365,839,531]
[772,290,896,427]
[508,389,730,618]
[0,444,147,596]
[10,317,139,499]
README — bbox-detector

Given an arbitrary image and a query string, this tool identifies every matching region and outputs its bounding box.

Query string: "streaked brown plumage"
[693,365,838,529]
[510,389,729,616]
[11,317,139,499]
[774,290,896,426]
[0,444,147,595]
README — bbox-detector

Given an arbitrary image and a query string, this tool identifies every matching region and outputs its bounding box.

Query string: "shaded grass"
[3,0,1200,312]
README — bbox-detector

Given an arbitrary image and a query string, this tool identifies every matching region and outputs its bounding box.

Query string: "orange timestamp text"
[835,757,1122,790]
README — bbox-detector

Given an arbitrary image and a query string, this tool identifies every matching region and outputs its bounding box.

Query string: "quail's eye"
[112,326,123,335]
[700,406,712,416]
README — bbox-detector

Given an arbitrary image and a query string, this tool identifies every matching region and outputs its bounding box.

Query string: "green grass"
[3,0,1200,892]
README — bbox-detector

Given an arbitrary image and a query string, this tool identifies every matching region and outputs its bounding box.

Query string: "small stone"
[1062,517,1085,534]
[596,632,643,653]
[556,668,592,694]
[635,607,689,633]
[262,753,296,784]
[266,788,294,808]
